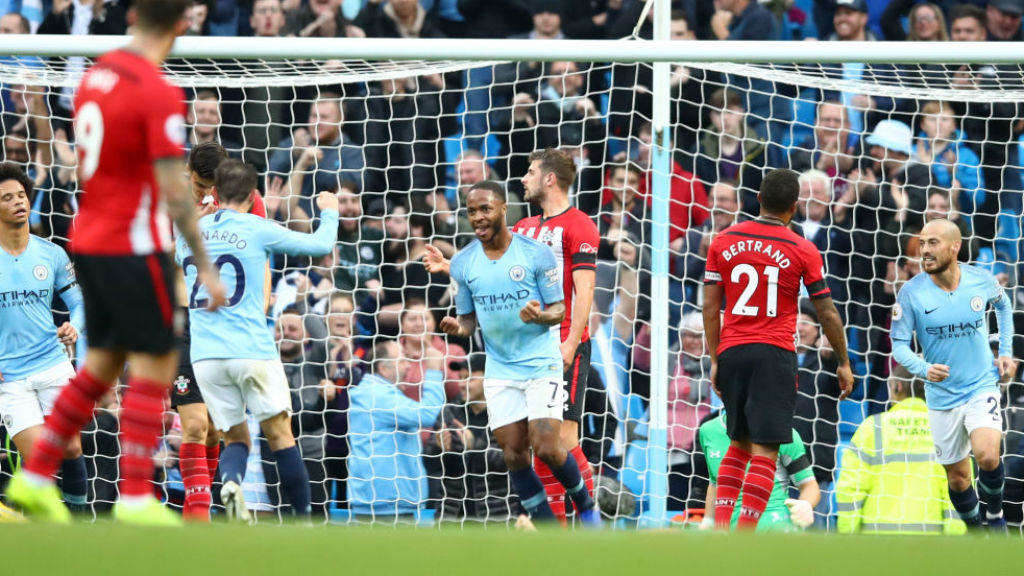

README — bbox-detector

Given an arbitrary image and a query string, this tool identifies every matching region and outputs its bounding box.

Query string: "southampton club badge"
[33,265,48,281]
[509,265,526,282]
[174,375,191,396]
[970,295,984,312]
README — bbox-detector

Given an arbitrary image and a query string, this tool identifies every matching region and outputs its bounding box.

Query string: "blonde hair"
[909,3,949,41]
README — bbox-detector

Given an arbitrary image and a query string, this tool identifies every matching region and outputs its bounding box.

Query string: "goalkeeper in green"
[695,411,820,532]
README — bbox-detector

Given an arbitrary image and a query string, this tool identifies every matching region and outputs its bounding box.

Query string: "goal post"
[1,28,1022,530]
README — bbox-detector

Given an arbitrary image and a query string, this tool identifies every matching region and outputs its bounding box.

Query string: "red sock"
[206,443,220,485]
[569,445,594,503]
[533,454,567,524]
[714,446,752,530]
[26,369,110,481]
[737,455,777,530]
[179,442,211,521]
[119,378,168,498]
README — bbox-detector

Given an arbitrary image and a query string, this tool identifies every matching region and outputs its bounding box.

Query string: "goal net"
[0,36,1022,532]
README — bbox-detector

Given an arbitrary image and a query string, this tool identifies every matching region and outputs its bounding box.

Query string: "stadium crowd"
[1,0,1024,530]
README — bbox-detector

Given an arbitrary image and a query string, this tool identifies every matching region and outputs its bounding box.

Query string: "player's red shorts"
[74,253,179,354]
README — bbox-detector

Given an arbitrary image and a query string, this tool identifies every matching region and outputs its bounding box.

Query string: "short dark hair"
[759,169,800,214]
[467,181,506,204]
[193,89,219,104]
[709,88,743,112]
[134,0,190,33]
[0,162,33,199]
[214,159,258,205]
[670,9,691,28]
[949,3,986,28]
[188,141,228,181]
[372,339,398,369]
[528,148,577,191]
[609,162,643,180]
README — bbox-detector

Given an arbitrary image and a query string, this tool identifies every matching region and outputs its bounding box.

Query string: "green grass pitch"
[3,523,1022,576]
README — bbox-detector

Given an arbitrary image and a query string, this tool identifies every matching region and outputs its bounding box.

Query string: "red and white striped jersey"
[70,49,187,256]
[513,207,599,343]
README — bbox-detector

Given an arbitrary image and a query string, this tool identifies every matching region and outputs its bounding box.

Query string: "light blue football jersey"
[450,234,563,381]
[0,236,84,382]
[176,208,338,362]
[891,264,1013,410]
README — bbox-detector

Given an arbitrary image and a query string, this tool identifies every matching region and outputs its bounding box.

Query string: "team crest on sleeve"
[449,277,460,296]
[509,265,526,282]
[970,295,984,312]
[2,414,12,428]
[33,265,48,281]
[173,375,191,396]
[579,243,597,254]
[892,303,903,321]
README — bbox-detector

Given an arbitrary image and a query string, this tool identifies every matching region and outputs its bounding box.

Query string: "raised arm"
[263,192,339,257]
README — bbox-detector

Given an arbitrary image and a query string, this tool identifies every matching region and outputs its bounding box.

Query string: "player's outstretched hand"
[316,191,339,213]
[423,244,450,275]
[439,316,463,337]
[200,270,228,311]
[995,356,1018,383]
[56,322,78,346]
[784,499,814,529]
[836,364,855,400]
[519,300,542,324]
[927,364,950,383]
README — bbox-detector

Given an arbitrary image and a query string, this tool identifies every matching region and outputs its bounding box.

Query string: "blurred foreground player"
[7,0,226,525]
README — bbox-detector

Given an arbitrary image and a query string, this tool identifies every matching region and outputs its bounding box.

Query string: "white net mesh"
[0,42,1022,532]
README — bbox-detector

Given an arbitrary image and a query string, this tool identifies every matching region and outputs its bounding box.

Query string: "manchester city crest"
[970,295,984,312]
[509,265,526,282]
[33,265,47,280]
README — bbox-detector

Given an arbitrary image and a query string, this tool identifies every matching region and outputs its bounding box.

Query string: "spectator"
[948,3,1024,241]
[864,119,931,230]
[273,308,333,518]
[185,0,209,35]
[250,0,286,37]
[786,100,860,179]
[37,0,128,35]
[693,88,766,217]
[986,0,1023,41]
[922,187,978,263]
[187,90,242,154]
[835,366,965,535]
[821,0,897,138]
[284,0,364,38]
[674,180,742,308]
[356,74,459,196]
[666,312,713,510]
[597,163,649,260]
[915,100,985,217]
[793,302,843,529]
[268,93,364,217]
[669,10,722,157]
[354,0,446,38]
[332,180,383,296]
[323,292,366,510]
[881,0,948,41]
[369,203,451,335]
[499,61,603,183]
[711,0,776,40]
[426,353,525,522]
[347,340,445,520]
[795,170,852,307]
[398,301,466,401]
[619,122,709,245]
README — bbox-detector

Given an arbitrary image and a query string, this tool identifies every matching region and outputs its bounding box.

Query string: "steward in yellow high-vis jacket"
[836,367,965,535]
